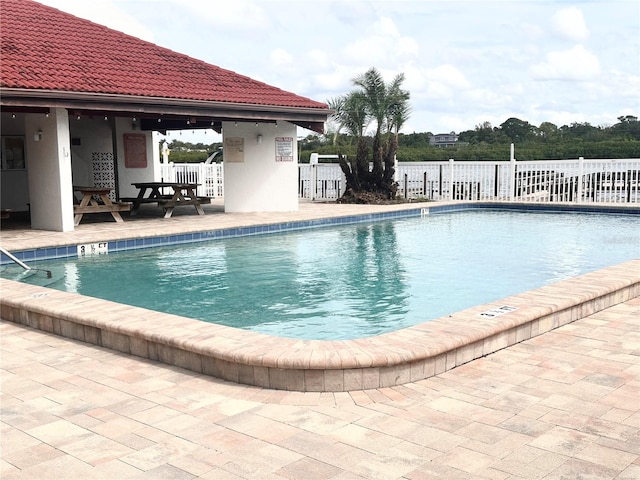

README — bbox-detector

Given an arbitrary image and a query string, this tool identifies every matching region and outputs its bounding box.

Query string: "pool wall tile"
[102,330,131,354]
[445,350,457,371]
[269,368,287,390]
[237,364,254,385]
[434,354,447,375]
[286,369,305,391]
[455,342,476,366]
[38,314,55,333]
[361,368,380,390]
[2,202,638,265]
[409,359,425,382]
[253,366,271,388]
[423,357,436,378]
[515,323,532,343]
[224,360,239,384]
[84,325,101,345]
[323,369,344,392]
[343,369,363,391]
[176,349,202,373]
[147,342,159,362]
[304,370,325,392]
[201,355,222,379]
[129,337,149,358]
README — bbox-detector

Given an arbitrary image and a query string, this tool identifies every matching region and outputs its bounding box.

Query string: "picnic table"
[128,182,208,218]
[73,186,131,226]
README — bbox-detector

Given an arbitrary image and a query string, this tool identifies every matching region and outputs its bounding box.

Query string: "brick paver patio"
[1,297,638,479]
[1,201,638,478]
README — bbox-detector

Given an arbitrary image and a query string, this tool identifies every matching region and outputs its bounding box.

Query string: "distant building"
[429,131,459,147]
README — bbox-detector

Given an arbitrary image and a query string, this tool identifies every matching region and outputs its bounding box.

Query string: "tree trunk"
[338,135,399,202]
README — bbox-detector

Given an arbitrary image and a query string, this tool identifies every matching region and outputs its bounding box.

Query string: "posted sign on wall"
[224,137,245,163]
[275,137,294,162]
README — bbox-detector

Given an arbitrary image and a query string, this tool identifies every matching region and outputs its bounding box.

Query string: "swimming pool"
[3,209,638,340]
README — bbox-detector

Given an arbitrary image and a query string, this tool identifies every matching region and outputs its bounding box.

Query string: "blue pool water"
[3,210,639,340]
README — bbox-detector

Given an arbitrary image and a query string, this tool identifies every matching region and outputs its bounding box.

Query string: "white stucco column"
[222,121,299,212]
[25,108,75,231]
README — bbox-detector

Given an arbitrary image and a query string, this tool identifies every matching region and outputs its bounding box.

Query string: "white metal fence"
[160,158,640,204]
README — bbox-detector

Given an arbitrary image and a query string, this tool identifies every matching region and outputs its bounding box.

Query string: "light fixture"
[11,114,15,118]
[257,134,263,144]
[275,121,278,127]
[104,115,108,121]
[33,130,43,142]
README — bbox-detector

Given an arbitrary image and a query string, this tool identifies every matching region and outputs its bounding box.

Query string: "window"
[1,136,25,169]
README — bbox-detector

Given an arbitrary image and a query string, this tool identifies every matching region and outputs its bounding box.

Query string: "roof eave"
[0,88,330,133]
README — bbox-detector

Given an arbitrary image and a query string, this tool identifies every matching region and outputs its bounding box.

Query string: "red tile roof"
[0,0,327,111]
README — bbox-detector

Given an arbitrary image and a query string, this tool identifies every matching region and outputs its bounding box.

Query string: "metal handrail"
[0,246,51,278]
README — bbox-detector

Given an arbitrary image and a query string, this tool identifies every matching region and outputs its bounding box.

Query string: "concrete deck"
[1,200,639,478]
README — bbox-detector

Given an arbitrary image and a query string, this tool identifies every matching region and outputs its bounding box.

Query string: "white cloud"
[341,16,419,66]
[269,48,293,68]
[179,0,270,31]
[428,64,471,90]
[530,45,600,80]
[39,0,155,42]
[551,7,590,42]
[464,89,513,110]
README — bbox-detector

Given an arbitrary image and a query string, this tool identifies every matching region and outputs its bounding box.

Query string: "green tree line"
[299,115,640,162]
[161,115,640,163]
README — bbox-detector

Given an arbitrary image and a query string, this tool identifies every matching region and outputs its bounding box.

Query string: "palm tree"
[330,67,410,201]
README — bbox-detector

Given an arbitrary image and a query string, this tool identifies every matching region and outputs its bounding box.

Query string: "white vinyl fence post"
[577,156,584,202]
[394,155,398,184]
[510,143,517,201]
[197,162,205,197]
[449,158,455,201]
[310,153,319,201]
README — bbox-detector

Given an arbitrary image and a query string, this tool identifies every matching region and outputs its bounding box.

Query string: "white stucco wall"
[68,116,114,188]
[25,108,75,231]
[114,118,159,199]
[222,121,299,212]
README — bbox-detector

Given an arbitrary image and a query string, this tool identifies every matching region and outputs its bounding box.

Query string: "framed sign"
[224,137,245,163]
[275,136,294,162]
[123,133,147,168]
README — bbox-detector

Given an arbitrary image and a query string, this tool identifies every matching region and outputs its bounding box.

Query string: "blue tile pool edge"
[2,201,639,265]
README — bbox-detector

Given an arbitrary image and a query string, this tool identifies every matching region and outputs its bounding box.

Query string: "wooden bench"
[120,195,173,205]
[73,186,131,225]
[73,203,131,215]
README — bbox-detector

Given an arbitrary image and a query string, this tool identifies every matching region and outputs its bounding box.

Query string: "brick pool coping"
[1,259,638,391]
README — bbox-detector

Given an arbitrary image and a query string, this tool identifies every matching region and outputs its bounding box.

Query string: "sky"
[39,0,640,144]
